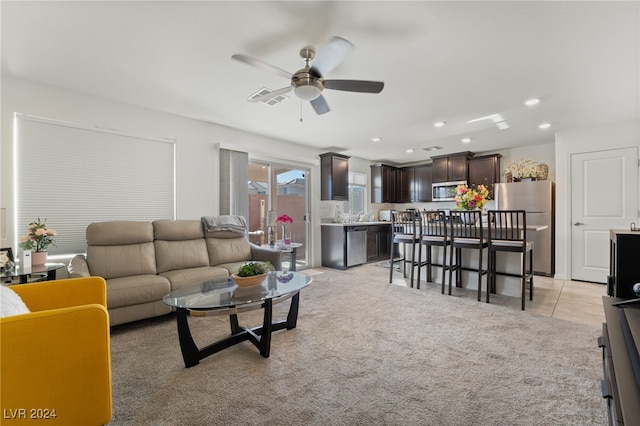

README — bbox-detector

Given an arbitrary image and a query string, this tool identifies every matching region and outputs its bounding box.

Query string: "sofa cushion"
[160,266,229,291]
[153,220,204,240]
[106,275,171,309]
[206,236,251,266]
[87,221,154,246]
[86,221,157,279]
[87,243,157,279]
[154,239,210,273]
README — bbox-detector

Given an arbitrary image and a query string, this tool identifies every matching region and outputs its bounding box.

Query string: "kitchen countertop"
[320,221,392,226]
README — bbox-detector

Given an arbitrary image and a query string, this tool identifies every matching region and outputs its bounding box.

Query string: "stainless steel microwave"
[432,180,466,201]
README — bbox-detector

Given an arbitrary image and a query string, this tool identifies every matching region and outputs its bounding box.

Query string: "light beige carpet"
[109,265,606,425]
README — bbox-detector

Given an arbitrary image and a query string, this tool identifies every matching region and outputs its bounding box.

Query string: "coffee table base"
[176,292,300,367]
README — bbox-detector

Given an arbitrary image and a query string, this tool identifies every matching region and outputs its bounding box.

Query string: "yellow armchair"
[1,277,112,425]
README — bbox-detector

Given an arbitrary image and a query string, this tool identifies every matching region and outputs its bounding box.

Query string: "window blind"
[15,114,176,255]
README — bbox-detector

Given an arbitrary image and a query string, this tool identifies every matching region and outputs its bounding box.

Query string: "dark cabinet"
[412,164,433,202]
[609,230,640,299]
[366,225,392,261]
[600,297,640,424]
[396,168,412,203]
[320,153,350,201]
[431,152,473,183]
[469,154,501,198]
[370,164,397,203]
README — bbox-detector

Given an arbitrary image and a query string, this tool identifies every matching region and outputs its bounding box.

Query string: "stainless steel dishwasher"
[346,226,367,267]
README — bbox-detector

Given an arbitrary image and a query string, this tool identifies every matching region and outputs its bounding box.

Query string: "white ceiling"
[2,1,639,164]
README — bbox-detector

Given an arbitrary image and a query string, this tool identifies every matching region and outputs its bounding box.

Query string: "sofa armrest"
[250,243,283,271]
[68,254,90,278]
[1,303,112,425]
[11,277,107,312]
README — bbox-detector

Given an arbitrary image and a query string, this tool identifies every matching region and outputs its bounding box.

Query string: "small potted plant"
[18,218,57,265]
[231,261,273,287]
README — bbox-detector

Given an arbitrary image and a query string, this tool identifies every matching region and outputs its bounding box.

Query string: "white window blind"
[15,114,176,255]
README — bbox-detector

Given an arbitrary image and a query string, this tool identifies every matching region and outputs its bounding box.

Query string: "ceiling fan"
[231,36,384,115]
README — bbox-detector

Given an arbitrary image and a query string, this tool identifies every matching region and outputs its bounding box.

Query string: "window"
[15,114,175,255]
[343,172,367,215]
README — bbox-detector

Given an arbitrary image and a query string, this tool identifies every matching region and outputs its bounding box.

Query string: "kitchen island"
[321,222,392,270]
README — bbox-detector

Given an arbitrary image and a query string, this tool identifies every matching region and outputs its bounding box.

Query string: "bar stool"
[487,210,534,310]
[448,210,487,300]
[417,209,450,293]
[389,210,422,288]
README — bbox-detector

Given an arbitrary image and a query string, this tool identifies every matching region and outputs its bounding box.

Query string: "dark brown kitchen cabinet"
[396,167,412,203]
[320,152,350,201]
[412,164,433,202]
[370,164,397,203]
[366,225,392,261]
[469,154,501,199]
[431,152,473,183]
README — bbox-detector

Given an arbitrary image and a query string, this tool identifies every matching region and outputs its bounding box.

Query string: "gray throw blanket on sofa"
[201,215,248,235]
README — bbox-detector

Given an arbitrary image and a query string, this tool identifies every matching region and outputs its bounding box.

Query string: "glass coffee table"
[163,271,312,367]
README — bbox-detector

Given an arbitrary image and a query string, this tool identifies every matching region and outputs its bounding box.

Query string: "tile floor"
[389,268,607,329]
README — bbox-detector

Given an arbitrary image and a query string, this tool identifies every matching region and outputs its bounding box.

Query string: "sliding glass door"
[247,161,309,270]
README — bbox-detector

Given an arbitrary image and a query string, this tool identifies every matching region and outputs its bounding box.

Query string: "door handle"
[574,222,585,226]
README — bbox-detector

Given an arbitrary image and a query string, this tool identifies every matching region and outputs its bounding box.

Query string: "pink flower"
[276,214,293,224]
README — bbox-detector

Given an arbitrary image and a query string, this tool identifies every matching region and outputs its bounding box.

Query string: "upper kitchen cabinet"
[469,154,501,198]
[396,167,412,203]
[412,164,433,202]
[431,152,474,183]
[320,152,350,201]
[370,164,396,203]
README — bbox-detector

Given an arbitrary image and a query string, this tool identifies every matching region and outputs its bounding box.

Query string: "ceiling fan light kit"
[232,36,384,115]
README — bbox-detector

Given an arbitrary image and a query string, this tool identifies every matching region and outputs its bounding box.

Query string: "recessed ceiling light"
[406,149,414,153]
[461,137,472,143]
[371,137,382,143]
[524,98,541,106]
[538,122,551,129]
[433,121,446,128]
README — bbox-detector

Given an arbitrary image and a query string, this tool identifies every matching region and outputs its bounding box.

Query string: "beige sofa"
[69,219,281,326]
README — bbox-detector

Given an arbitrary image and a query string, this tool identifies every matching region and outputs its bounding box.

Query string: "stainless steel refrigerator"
[495,180,555,276]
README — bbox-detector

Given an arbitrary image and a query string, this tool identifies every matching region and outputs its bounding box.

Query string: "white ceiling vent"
[248,87,289,106]
[422,146,443,152]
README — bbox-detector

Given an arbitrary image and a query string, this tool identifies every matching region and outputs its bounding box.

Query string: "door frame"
[248,156,312,271]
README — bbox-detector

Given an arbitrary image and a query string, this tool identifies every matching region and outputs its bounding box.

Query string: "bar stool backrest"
[421,209,448,238]
[449,210,483,239]
[392,210,421,241]
[488,210,527,242]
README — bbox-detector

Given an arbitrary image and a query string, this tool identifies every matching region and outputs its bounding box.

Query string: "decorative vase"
[32,251,47,265]
[281,224,289,245]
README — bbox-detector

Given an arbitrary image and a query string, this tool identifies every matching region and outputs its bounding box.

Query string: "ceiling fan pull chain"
[300,100,304,123]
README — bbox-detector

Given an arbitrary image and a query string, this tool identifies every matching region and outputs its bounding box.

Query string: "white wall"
[0,76,328,265]
[555,119,640,280]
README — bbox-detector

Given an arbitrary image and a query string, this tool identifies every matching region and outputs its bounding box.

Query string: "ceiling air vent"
[248,87,289,106]
[422,146,443,152]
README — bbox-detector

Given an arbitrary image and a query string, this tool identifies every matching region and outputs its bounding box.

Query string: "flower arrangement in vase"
[454,184,489,211]
[19,218,57,264]
[276,214,293,246]
[505,159,549,181]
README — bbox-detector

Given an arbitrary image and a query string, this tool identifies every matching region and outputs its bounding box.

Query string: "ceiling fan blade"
[324,79,384,93]
[248,86,293,103]
[231,54,292,80]
[310,95,330,115]
[310,36,354,77]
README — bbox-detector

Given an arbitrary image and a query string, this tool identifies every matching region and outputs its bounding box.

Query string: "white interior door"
[571,147,638,282]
